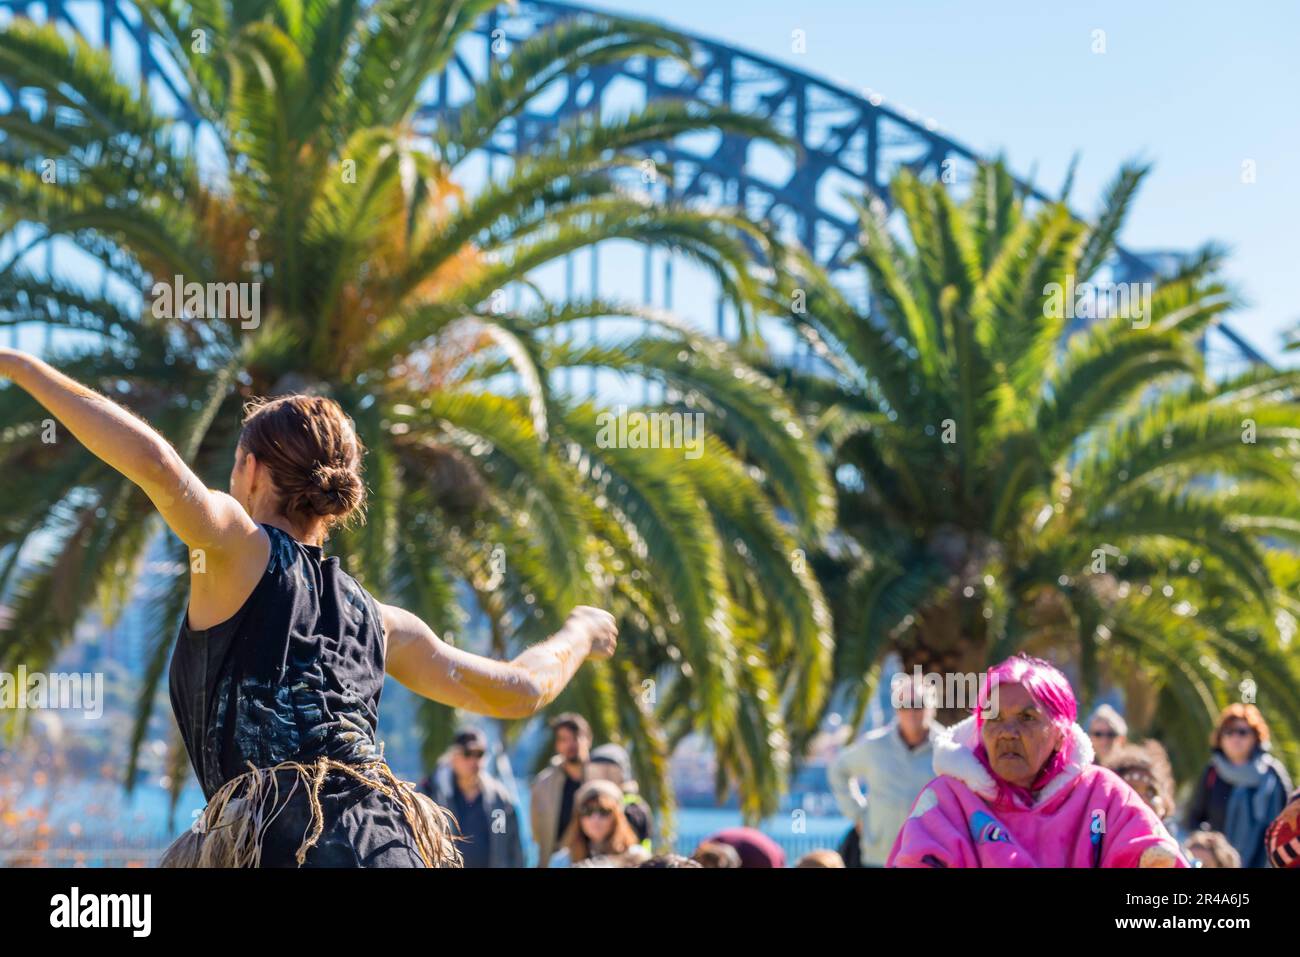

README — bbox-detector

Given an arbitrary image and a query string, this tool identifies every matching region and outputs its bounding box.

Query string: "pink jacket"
[888,717,1187,868]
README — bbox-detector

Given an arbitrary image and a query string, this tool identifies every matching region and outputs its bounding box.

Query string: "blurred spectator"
[699,827,786,868]
[796,849,845,868]
[1184,704,1292,868]
[835,827,862,867]
[1264,788,1300,868]
[586,742,656,851]
[1086,704,1128,763]
[550,780,649,867]
[419,727,523,868]
[640,853,701,868]
[829,674,936,865]
[1104,740,1183,842]
[530,712,591,867]
[1183,830,1241,869]
[691,841,742,868]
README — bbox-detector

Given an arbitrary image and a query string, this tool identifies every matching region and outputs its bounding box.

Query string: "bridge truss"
[0,0,1268,369]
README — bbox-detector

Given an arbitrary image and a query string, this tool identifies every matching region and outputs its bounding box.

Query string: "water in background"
[3,639,875,867]
[3,771,853,867]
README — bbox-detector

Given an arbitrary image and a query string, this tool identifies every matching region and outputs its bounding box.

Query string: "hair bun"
[238,394,368,529]
[306,462,363,516]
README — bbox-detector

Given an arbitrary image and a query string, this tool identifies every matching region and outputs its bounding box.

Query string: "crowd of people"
[828,661,1297,868]
[417,710,852,868]
[416,713,809,868]
[422,658,1300,869]
[11,351,1292,870]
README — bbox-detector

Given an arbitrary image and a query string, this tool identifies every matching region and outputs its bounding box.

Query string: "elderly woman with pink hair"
[888,655,1186,868]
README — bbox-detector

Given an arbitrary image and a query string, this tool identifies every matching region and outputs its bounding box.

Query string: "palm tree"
[0,1,833,820]
[767,160,1300,781]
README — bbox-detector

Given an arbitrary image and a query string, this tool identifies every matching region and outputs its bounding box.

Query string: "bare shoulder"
[185,518,271,631]
[205,487,260,527]
[375,602,435,652]
[203,491,268,561]
[376,601,409,635]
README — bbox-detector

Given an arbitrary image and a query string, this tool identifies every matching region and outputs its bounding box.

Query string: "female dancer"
[0,347,617,867]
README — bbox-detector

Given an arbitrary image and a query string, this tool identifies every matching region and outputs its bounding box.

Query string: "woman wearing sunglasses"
[1184,704,1293,867]
[549,779,648,867]
[1085,704,1128,763]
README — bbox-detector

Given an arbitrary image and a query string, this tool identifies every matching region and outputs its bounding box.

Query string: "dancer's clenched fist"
[568,606,618,660]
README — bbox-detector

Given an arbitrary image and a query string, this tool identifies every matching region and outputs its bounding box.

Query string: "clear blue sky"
[594,0,1300,364]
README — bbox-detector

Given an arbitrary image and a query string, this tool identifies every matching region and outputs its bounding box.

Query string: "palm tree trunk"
[899,598,990,727]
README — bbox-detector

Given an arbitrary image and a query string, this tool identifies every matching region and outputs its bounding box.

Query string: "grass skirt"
[159,756,461,868]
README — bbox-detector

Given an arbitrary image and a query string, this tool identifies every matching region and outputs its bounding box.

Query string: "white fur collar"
[932,715,1094,806]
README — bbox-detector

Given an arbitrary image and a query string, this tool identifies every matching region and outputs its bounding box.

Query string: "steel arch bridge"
[0,0,1268,367]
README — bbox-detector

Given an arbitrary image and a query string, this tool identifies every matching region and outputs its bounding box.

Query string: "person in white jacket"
[829,676,937,865]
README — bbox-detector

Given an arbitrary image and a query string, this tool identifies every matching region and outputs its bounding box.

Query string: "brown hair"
[796,849,845,868]
[549,712,592,744]
[1184,829,1242,868]
[638,854,700,868]
[1211,703,1270,749]
[1105,740,1176,818]
[238,395,366,530]
[690,840,741,868]
[561,791,638,864]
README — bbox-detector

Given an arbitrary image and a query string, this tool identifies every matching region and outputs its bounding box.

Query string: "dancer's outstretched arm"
[0,348,261,554]
[382,604,617,719]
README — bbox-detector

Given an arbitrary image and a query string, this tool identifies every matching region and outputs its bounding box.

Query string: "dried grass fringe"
[158,756,462,868]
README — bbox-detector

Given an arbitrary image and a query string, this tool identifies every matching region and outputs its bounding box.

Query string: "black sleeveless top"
[168,523,387,800]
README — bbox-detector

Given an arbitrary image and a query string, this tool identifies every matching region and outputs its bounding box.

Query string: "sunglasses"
[580,805,613,819]
[460,749,486,759]
[1089,730,1119,739]
[1222,727,1254,738]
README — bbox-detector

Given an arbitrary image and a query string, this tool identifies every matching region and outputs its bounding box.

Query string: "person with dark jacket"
[529,713,592,867]
[1184,704,1292,868]
[420,728,524,868]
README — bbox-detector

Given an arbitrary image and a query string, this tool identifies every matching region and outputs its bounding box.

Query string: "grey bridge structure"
[0,0,1268,367]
